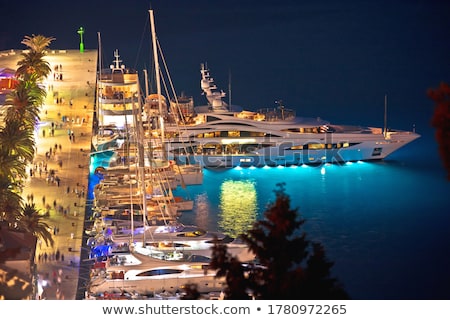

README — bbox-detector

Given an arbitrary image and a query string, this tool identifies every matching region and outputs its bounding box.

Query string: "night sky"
[2,0,449,132]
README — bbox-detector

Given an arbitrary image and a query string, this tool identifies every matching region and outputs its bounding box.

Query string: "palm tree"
[3,76,44,129]
[17,203,54,248]
[5,34,54,130]
[16,34,54,81]
[0,119,36,164]
[0,34,53,236]
[0,147,27,184]
[0,117,34,225]
[0,174,23,224]
[20,34,55,54]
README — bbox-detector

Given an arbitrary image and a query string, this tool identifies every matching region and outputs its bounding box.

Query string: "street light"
[77,27,85,53]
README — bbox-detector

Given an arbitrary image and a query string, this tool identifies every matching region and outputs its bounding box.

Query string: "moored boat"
[88,262,225,296]
[161,64,420,168]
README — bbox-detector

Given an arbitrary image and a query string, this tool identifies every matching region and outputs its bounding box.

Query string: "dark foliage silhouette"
[428,82,450,180]
[209,183,349,299]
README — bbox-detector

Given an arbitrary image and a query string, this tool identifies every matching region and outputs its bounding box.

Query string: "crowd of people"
[27,56,96,300]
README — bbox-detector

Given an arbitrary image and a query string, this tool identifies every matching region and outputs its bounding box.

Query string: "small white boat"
[110,222,235,250]
[91,125,126,152]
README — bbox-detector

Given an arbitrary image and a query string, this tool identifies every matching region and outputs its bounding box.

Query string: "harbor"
[1,6,449,301]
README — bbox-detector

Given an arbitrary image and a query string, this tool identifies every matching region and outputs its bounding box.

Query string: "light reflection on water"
[218,179,258,238]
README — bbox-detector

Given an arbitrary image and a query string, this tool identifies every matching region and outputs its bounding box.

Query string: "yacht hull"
[169,131,420,168]
[88,263,225,295]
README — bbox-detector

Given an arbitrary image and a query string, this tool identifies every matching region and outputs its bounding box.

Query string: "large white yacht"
[160,64,420,168]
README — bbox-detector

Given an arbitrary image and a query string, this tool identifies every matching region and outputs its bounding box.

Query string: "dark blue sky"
[1,0,449,132]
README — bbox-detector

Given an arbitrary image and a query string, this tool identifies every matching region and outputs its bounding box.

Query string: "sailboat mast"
[149,9,165,148]
[133,85,148,244]
[143,68,149,97]
[384,93,388,137]
[228,69,232,111]
[96,32,102,128]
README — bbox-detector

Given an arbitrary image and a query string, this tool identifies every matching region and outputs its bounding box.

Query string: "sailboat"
[91,34,140,153]
[137,11,204,186]
[86,8,252,263]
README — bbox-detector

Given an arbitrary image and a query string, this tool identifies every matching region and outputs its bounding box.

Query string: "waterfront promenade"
[1,49,98,300]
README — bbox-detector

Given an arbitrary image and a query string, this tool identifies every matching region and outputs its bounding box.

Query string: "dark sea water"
[3,0,449,300]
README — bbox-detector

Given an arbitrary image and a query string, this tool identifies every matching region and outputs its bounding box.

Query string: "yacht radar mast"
[200,63,228,111]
